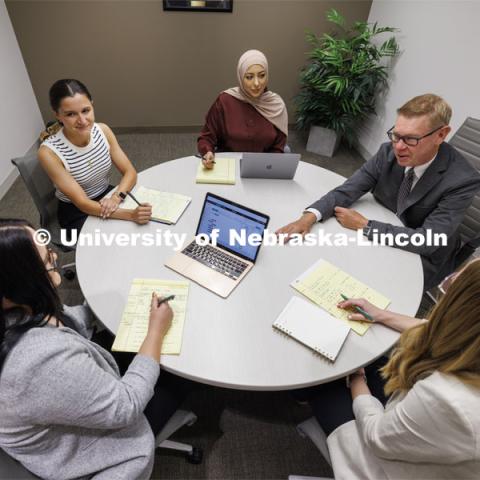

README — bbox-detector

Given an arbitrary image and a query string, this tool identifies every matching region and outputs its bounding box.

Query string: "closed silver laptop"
[240,153,300,179]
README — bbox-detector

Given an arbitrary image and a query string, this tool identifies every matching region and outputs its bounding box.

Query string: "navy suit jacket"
[309,142,480,289]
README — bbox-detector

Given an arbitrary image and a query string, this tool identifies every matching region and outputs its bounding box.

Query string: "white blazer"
[327,372,480,479]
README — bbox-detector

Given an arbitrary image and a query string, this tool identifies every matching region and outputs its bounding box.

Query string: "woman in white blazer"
[310,260,480,479]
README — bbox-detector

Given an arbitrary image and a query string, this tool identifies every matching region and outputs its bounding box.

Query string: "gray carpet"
[0,131,432,479]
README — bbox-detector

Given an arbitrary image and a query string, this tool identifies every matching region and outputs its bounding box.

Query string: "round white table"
[77,153,423,390]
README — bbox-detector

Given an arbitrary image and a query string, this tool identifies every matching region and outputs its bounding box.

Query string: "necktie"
[397,168,415,214]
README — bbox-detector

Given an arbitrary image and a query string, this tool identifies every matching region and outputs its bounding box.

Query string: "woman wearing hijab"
[197,49,288,169]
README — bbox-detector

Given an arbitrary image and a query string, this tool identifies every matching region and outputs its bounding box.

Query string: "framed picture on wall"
[163,1,233,12]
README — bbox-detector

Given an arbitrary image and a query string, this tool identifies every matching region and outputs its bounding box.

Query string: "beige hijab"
[224,49,288,136]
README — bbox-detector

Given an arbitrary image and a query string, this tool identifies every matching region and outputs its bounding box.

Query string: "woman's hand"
[148,293,173,339]
[99,196,121,219]
[132,204,152,224]
[202,151,215,169]
[337,298,385,323]
[138,293,174,362]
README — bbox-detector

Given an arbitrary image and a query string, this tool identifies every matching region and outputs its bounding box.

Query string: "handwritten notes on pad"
[291,259,390,335]
[123,186,191,224]
[273,297,350,361]
[196,157,236,185]
[112,279,189,354]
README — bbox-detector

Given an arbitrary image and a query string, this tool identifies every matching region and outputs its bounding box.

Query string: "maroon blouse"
[197,93,287,156]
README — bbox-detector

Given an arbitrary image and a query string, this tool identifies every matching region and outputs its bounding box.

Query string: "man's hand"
[334,207,368,230]
[275,212,317,240]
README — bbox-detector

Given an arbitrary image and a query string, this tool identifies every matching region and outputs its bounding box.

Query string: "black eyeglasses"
[387,125,445,147]
[44,247,58,272]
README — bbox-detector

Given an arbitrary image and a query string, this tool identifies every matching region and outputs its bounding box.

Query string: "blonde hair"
[382,259,480,395]
[397,93,452,129]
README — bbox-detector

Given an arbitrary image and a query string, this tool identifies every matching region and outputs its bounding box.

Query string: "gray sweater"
[0,307,160,479]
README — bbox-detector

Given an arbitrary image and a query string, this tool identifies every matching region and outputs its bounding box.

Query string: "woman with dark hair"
[39,79,152,239]
[309,261,480,479]
[198,49,288,169]
[0,219,186,479]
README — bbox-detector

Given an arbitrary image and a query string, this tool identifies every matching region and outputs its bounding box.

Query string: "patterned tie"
[397,168,415,214]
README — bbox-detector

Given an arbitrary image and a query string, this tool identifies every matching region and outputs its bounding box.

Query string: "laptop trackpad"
[165,252,236,298]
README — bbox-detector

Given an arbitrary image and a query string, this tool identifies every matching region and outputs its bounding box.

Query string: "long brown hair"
[382,259,480,395]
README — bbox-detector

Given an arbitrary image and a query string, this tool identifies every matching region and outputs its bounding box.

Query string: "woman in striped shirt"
[39,79,152,239]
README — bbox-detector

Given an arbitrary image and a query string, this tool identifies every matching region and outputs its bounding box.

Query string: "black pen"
[127,190,142,206]
[195,153,216,164]
[157,294,175,307]
[127,191,174,226]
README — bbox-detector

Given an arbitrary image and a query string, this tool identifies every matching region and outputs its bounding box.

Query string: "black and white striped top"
[42,123,112,203]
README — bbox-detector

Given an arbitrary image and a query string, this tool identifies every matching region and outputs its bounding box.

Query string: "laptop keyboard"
[183,241,249,280]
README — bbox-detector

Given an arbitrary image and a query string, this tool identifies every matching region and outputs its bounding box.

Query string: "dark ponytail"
[0,219,77,373]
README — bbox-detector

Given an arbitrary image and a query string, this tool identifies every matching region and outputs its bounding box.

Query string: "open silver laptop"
[165,193,270,298]
[240,153,300,179]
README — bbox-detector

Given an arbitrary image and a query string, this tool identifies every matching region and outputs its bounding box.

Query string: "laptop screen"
[196,193,269,262]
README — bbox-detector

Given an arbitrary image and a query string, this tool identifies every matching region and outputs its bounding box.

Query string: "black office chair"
[424,117,480,304]
[449,117,480,268]
[11,142,75,279]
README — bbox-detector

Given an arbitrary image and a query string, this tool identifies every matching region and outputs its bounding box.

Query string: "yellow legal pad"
[112,279,189,354]
[196,157,236,185]
[122,186,191,224]
[291,259,390,335]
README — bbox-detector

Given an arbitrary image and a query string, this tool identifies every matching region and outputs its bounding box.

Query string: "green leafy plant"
[296,9,399,145]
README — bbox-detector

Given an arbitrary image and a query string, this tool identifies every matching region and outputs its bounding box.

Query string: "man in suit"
[277,94,480,290]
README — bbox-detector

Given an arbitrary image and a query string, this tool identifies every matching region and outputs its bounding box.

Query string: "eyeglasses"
[438,271,459,295]
[387,125,445,147]
[44,247,58,273]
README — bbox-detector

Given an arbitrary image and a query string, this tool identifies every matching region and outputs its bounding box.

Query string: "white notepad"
[273,297,351,361]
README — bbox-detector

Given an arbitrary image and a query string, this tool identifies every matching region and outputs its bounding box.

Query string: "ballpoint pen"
[157,294,175,307]
[127,190,142,206]
[127,191,174,225]
[340,293,374,322]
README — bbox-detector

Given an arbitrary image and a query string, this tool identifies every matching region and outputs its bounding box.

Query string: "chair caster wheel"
[63,269,76,280]
[186,447,203,464]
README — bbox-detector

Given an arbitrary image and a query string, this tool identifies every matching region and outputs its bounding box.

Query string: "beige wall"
[7,0,371,128]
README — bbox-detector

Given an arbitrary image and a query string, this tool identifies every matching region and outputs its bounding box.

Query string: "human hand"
[99,196,121,219]
[337,297,384,323]
[334,207,368,230]
[348,368,367,387]
[132,203,152,224]
[202,151,215,169]
[148,292,173,339]
[275,212,317,240]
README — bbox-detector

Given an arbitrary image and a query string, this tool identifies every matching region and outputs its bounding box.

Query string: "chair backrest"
[11,141,58,231]
[449,117,480,244]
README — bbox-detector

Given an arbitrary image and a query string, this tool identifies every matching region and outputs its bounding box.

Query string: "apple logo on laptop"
[266,164,272,170]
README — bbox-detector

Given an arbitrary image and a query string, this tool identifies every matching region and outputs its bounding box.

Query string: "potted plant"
[296,9,399,156]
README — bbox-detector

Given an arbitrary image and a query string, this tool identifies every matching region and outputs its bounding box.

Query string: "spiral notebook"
[273,297,350,361]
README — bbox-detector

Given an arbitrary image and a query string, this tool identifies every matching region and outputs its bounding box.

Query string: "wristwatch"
[346,372,367,388]
[115,191,127,202]
[363,220,373,237]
